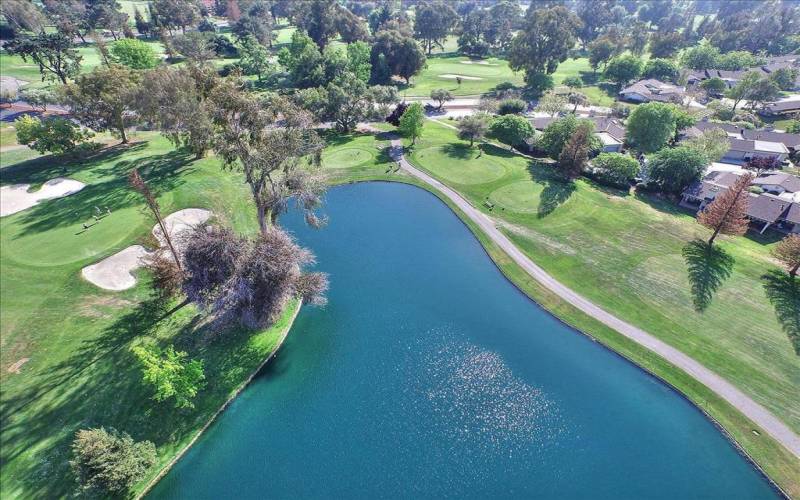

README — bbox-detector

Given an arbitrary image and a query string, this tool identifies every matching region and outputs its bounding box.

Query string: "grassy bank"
[320,128,799,496]
[0,133,300,498]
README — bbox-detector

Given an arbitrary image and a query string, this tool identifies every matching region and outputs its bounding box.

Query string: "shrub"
[14,115,93,155]
[562,76,583,88]
[110,38,158,69]
[646,146,708,194]
[132,343,206,409]
[71,428,156,495]
[489,114,534,147]
[497,98,526,115]
[642,58,679,82]
[19,88,58,111]
[591,153,640,187]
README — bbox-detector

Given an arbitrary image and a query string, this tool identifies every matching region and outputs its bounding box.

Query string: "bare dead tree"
[128,168,182,269]
[698,172,753,246]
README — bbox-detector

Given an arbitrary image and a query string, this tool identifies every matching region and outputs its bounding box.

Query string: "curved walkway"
[383,133,800,458]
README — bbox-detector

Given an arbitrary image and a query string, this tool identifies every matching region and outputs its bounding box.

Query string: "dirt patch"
[7,358,30,374]
[79,296,134,318]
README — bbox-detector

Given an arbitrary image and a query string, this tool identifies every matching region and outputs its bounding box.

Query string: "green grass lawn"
[403,54,524,97]
[0,133,299,498]
[405,121,799,438]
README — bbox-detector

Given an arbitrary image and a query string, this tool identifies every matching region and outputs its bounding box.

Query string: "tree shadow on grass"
[761,269,800,355]
[0,142,147,187]
[681,239,734,312]
[524,161,576,218]
[12,149,193,236]
[441,142,475,160]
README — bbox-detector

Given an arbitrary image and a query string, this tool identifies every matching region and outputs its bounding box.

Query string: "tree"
[133,5,151,36]
[647,146,708,194]
[642,58,679,82]
[786,121,800,134]
[648,31,683,58]
[110,38,158,69]
[681,42,721,70]
[129,168,183,267]
[747,78,781,111]
[726,71,762,112]
[239,35,273,83]
[535,91,567,117]
[232,2,274,46]
[684,128,730,163]
[71,428,156,495]
[293,0,339,49]
[575,0,615,48]
[399,102,424,145]
[14,115,93,156]
[567,91,589,113]
[430,88,453,111]
[182,224,327,328]
[44,0,90,42]
[670,106,697,143]
[591,152,639,187]
[769,67,800,91]
[370,29,426,85]
[318,72,397,132]
[588,36,617,72]
[335,6,369,43]
[278,30,326,88]
[485,1,521,52]
[413,1,458,54]
[346,41,371,83]
[538,114,586,159]
[62,65,142,144]
[457,112,490,147]
[626,102,676,153]
[457,10,491,58]
[508,6,581,88]
[150,0,200,33]
[173,31,215,63]
[715,50,760,71]
[603,55,643,87]
[698,172,753,245]
[132,343,205,408]
[744,156,781,175]
[627,21,650,56]
[86,0,129,40]
[210,82,325,233]
[700,77,727,97]
[558,121,593,179]
[5,32,81,84]
[1,0,46,34]
[489,114,534,148]
[774,234,800,277]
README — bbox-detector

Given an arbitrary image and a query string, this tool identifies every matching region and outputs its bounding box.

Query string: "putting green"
[1,204,148,267]
[488,181,543,213]
[322,147,375,169]
[413,146,506,185]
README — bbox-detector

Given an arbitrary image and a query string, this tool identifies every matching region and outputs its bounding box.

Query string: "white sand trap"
[81,245,150,291]
[1,178,86,217]
[152,208,213,249]
[439,74,484,80]
[460,60,496,66]
[82,208,213,291]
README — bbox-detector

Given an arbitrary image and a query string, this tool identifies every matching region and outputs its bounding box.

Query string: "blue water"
[149,183,778,499]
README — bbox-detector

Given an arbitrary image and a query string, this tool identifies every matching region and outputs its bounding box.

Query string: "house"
[682,121,792,163]
[530,116,627,153]
[618,79,686,104]
[761,99,800,116]
[681,170,800,234]
[685,55,800,90]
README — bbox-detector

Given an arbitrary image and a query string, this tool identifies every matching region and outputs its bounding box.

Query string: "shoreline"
[135,299,302,499]
[328,173,797,498]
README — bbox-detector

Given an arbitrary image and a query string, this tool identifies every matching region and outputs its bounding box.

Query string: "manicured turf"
[0,133,298,498]
[407,121,799,442]
[404,54,524,97]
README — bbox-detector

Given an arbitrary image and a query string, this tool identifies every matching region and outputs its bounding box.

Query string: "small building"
[618,79,686,104]
[761,99,800,116]
[725,138,789,163]
[753,172,800,195]
[683,120,800,160]
[530,116,627,153]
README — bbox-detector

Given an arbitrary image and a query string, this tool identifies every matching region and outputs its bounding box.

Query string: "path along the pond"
[373,128,800,459]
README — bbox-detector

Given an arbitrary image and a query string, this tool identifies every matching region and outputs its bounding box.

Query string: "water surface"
[150,183,777,499]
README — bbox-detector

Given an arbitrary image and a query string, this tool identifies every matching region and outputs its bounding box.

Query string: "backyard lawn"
[0,133,298,498]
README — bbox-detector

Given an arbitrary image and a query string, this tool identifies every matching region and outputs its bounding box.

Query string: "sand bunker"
[0,76,27,94]
[1,178,86,217]
[153,208,212,250]
[439,74,484,80]
[460,60,496,66]
[82,208,213,291]
[81,245,150,291]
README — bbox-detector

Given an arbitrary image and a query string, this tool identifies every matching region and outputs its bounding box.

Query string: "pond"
[149,183,777,499]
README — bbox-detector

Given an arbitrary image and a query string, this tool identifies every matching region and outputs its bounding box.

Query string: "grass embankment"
[320,125,799,496]
[0,133,300,498]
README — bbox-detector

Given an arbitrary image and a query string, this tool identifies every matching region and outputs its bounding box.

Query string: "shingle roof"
[746,194,792,223]
[743,130,800,149]
[619,79,685,102]
[764,100,800,113]
[754,172,800,193]
[727,138,789,154]
[784,203,800,225]
[682,171,741,200]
